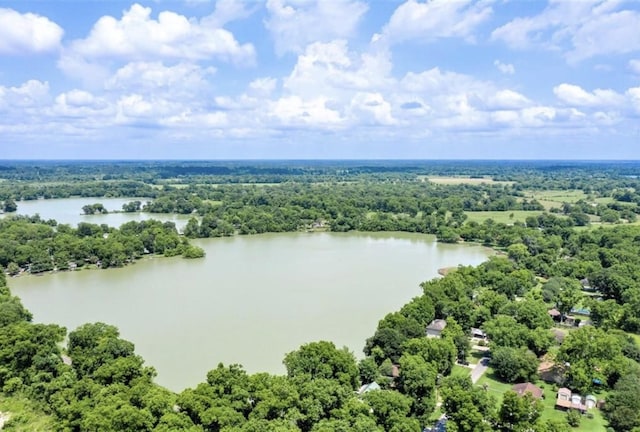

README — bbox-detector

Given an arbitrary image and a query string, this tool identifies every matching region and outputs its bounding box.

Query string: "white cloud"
[265,0,368,55]
[0,8,63,54]
[63,4,255,65]
[492,1,640,63]
[0,80,50,109]
[106,62,215,97]
[381,0,493,45]
[349,92,397,125]
[494,60,515,75]
[487,90,531,110]
[553,83,625,107]
[269,96,344,127]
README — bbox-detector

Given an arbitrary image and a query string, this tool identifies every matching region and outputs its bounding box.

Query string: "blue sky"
[0,0,639,159]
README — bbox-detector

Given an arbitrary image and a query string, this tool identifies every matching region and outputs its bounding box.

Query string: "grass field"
[0,393,53,431]
[523,190,615,211]
[451,364,472,378]
[474,369,608,431]
[420,176,515,186]
[465,210,544,224]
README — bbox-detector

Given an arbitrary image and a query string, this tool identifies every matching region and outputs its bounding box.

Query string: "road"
[471,357,490,384]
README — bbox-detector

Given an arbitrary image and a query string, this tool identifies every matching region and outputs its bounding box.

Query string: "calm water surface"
[11,231,491,392]
[5,197,191,230]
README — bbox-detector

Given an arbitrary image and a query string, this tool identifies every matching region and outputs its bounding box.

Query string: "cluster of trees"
[81,203,108,215]
[0,216,205,273]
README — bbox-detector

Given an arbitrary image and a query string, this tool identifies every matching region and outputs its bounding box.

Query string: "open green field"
[0,393,53,431]
[465,210,544,224]
[420,176,515,186]
[523,189,615,211]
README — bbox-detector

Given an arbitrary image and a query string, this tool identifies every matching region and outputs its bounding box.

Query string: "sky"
[0,0,639,160]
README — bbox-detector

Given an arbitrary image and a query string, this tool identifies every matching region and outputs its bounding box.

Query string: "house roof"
[548,308,561,317]
[558,387,571,395]
[556,399,573,409]
[512,383,543,399]
[426,319,447,331]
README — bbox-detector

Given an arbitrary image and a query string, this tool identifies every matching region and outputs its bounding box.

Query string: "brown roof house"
[426,319,447,338]
[511,383,543,399]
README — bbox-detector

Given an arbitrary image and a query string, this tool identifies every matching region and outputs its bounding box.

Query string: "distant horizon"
[2,158,640,164]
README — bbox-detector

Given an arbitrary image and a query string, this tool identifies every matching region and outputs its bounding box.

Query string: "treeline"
[0,216,204,274]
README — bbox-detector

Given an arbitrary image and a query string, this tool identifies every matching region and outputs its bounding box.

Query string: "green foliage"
[283,341,359,389]
[490,346,539,383]
[498,391,543,431]
[566,409,581,427]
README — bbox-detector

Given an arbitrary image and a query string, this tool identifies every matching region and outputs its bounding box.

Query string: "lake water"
[5,197,192,230]
[10,231,492,392]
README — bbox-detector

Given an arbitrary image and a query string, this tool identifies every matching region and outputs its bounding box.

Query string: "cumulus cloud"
[380,0,493,45]
[106,62,215,97]
[494,60,515,75]
[265,0,368,55]
[553,83,625,108]
[492,1,640,63]
[61,4,255,66]
[0,80,50,109]
[0,8,63,54]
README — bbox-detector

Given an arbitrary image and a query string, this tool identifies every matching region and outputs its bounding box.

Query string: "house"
[511,382,543,399]
[426,319,447,338]
[538,360,564,384]
[585,395,597,409]
[555,388,586,412]
[556,388,572,409]
[548,308,561,320]
[357,382,381,395]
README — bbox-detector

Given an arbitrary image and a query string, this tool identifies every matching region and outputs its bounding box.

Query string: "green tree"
[3,198,17,213]
[498,391,543,431]
[283,341,359,389]
[490,346,539,383]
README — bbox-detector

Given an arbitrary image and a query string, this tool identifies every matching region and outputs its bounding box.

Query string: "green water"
[11,231,491,391]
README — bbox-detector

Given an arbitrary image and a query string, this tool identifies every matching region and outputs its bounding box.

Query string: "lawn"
[537,385,608,431]
[474,370,609,431]
[0,393,53,431]
[451,364,472,378]
[465,210,544,224]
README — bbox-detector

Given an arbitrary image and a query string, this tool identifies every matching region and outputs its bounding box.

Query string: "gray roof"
[426,319,447,331]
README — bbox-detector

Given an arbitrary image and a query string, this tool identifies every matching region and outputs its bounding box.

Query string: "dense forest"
[1,160,640,431]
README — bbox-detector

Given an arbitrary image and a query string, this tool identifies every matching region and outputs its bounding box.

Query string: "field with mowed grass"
[419,176,515,185]
[464,210,545,224]
[522,189,614,211]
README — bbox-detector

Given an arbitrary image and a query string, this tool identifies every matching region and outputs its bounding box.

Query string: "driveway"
[471,357,490,384]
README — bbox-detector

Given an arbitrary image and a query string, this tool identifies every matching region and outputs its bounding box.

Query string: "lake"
[5,197,192,230]
[10,231,492,392]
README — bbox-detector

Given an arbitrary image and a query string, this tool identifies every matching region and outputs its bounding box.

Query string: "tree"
[556,282,582,323]
[602,373,640,432]
[490,346,539,383]
[3,198,17,213]
[283,341,359,389]
[440,376,496,432]
[397,354,437,418]
[364,390,415,431]
[498,391,543,431]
